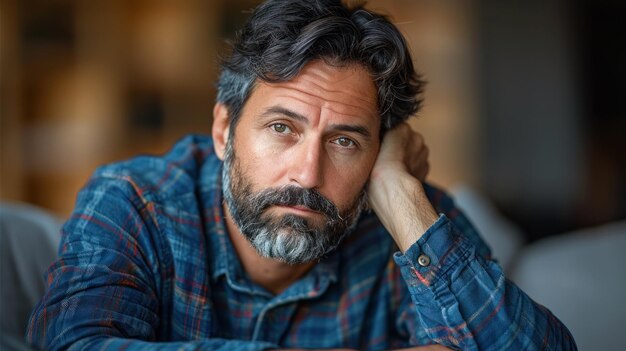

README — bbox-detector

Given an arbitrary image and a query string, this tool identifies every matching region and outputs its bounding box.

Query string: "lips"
[275,204,321,215]
[290,205,315,212]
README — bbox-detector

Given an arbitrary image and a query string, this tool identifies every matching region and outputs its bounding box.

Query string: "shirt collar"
[202,161,241,284]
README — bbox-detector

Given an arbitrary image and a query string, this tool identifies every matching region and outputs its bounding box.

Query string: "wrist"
[368,173,439,252]
[369,162,408,185]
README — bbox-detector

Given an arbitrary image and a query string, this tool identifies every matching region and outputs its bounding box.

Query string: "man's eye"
[271,123,291,133]
[333,137,356,148]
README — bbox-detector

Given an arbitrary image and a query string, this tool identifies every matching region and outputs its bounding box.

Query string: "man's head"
[212,0,423,264]
[216,0,424,133]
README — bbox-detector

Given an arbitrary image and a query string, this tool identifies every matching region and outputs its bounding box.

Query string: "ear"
[212,103,230,160]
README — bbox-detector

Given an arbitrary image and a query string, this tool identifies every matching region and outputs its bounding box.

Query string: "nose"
[288,139,324,189]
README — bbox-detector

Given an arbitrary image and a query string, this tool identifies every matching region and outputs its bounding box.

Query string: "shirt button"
[417,254,431,267]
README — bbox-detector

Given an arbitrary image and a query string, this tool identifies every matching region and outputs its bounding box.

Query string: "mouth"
[274,204,322,216]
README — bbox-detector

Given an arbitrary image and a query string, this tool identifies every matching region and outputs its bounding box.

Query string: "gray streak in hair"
[216,0,425,136]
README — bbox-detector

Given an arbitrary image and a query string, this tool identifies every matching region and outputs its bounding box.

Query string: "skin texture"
[213,60,382,294]
[368,123,439,252]
[212,60,444,349]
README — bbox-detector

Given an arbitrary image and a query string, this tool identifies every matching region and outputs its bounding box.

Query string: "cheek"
[335,146,379,180]
[237,137,288,185]
[326,161,373,208]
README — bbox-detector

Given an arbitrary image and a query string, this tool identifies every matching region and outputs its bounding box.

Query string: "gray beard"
[221,140,367,264]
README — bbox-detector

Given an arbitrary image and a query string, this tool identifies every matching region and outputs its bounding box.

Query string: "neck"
[223,204,315,295]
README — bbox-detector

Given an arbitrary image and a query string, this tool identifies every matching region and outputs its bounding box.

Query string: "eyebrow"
[261,106,308,122]
[260,106,372,139]
[329,123,371,139]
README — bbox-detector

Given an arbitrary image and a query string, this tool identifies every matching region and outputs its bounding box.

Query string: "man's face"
[222,60,381,264]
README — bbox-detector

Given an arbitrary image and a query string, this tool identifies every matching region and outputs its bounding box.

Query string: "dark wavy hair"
[216,0,424,133]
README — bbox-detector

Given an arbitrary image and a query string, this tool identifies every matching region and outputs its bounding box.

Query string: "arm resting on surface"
[392,213,577,350]
[369,123,577,350]
[25,178,275,351]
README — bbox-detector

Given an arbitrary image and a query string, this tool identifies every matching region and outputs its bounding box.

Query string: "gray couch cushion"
[1,202,62,350]
[509,221,626,351]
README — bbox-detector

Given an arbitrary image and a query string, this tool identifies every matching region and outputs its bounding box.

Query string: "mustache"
[248,185,340,220]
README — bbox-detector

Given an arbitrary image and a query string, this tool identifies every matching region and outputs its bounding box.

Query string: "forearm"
[368,171,438,252]
[394,216,577,350]
[370,123,575,349]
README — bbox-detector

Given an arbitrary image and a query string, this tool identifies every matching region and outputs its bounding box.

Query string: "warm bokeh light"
[1,0,624,237]
[2,1,625,349]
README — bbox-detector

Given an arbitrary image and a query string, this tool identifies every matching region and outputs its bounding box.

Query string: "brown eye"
[271,123,290,133]
[334,137,355,148]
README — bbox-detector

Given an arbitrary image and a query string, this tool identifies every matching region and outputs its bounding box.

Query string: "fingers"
[403,126,430,182]
[408,146,429,182]
[374,122,431,182]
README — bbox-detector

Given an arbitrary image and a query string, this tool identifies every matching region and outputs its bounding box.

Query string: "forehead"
[250,60,379,123]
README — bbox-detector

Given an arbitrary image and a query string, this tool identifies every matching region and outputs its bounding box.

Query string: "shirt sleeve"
[393,214,578,350]
[25,177,276,351]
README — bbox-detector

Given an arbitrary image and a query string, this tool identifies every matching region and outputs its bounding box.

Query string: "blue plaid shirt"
[27,135,576,350]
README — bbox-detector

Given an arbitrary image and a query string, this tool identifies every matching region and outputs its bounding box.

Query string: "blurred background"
[2,0,624,240]
[1,0,625,238]
[1,0,625,348]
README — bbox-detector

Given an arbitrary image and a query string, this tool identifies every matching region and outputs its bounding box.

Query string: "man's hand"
[368,123,439,252]
[371,123,430,183]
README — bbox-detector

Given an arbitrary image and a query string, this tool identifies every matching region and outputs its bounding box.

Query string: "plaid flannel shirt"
[27,135,576,350]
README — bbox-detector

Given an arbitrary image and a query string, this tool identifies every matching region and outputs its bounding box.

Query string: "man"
[27,0,576,350]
